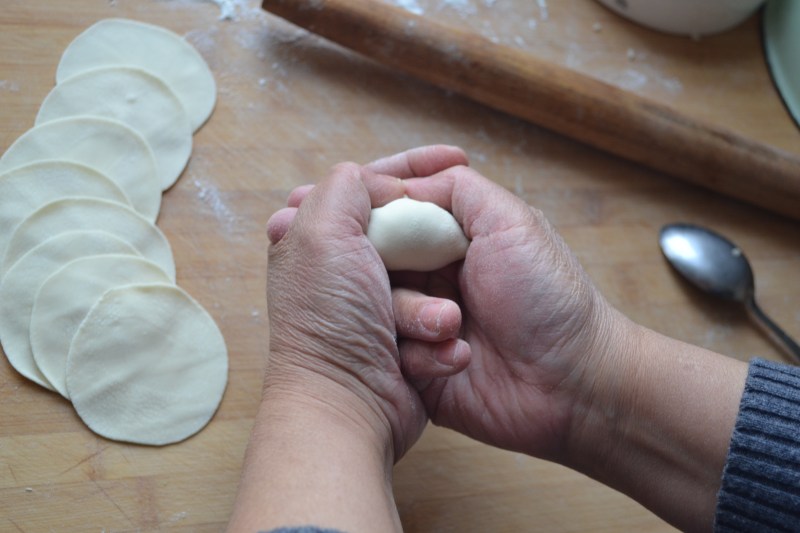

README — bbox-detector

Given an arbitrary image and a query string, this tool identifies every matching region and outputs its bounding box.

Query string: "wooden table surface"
[1,0,798,531]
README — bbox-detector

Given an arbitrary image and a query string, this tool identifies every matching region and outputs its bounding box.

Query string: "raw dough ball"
[30,254,172,398]
[0,161,129,259]
[36,66,192,190]
[0,116,161,214]
[2,197,175,280]
[367,197,469,271]
[56,18,217,132]
[0,231,140,390]
[66,283,228,446]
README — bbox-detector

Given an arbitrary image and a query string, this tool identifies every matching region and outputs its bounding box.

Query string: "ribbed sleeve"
[715,358,800,532]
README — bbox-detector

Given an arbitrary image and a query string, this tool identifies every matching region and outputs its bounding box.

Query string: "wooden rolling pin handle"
[262,0,800,221]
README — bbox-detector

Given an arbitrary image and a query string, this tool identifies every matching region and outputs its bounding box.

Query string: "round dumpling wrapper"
[1,197,175,280]
[56,18,216,132]
[0,116,161,214]
[36,66,192,190]
[0,160,130,260]
[66,283,228,446]
[0,230,140,390]
[30,254,171,398]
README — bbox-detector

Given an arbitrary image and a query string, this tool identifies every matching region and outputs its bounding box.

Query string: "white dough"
[367,197,469,271]
[36,66,192,190]
[30,254,171,398]
[0,161,129,260]
[66,283,228,446]
[1,198,175,280]
[0,117,161,217]
[57,18,217,132]
[0,231,140,390]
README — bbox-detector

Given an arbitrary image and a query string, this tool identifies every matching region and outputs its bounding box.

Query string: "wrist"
[563,310,747,531]
[562,302,642,472]
[262,367,397,467]
[227,374,401,533]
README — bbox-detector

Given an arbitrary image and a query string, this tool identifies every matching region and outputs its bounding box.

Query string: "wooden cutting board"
[1,1,798,531]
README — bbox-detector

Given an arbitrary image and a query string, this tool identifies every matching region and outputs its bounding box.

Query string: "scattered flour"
[214,0,237,20]
[393,0,424,15]
[184,26,218,54]
[193,178,239,235]
[537,0,549,21]
[211,0,260,21]
[600,67,683,95]
[616,69,649,91]
[156,0,262,21]
[0,80,20,92]
[388,0,499,16]
[440,0,478,16]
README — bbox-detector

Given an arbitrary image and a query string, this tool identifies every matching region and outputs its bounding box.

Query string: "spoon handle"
[746,299,800,364]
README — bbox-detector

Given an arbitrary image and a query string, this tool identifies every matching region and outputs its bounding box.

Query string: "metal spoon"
[659,223,800,363]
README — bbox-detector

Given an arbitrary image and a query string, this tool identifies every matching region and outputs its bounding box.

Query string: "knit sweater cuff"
[714,358,800,531]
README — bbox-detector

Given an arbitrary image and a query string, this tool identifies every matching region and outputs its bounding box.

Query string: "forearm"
[567,314,747,532]
[227,387,401,533]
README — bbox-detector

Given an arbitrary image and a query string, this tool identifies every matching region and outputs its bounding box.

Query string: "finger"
[362,169,406,207]
[401,169,460,211]
[267,207,298,244]
[404,165,538,240]
[399,338,471,388]
[393,288,461,342]
[365,145,469,178]
[287,184,314,208]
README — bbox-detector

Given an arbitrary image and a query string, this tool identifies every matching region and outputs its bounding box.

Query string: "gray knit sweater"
[714,358,800,531]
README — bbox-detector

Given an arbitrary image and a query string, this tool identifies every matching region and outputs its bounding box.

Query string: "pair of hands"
[265,145,618,464]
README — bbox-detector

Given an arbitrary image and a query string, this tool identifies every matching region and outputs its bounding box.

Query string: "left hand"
[265,146,469,459]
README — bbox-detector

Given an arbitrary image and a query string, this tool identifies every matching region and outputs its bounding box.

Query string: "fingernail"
[437,340,469,369]
[452,341,469,367]
[434,341,455,366]
[420,303,444,335]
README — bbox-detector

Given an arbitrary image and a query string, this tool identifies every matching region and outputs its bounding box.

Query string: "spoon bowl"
[660,223,754,302]
[659,223,800,362]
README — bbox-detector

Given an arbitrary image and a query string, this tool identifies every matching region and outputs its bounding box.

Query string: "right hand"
[391,165,630,463]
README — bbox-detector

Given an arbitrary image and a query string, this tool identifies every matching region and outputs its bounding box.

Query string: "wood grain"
[263,0,800,220]
[1,0,799,531]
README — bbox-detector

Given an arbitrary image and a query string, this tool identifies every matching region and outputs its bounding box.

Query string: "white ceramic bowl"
[595,0,766,37]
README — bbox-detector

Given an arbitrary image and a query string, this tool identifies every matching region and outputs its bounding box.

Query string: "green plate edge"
[764,0,800,129]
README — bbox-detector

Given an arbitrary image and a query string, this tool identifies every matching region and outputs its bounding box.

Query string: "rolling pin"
[262,0,800,220]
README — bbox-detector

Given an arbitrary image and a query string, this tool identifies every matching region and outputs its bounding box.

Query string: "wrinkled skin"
[262,145,746,533]
[395,165,615,461]
[266,145,616,463]
[265,146,471,459]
